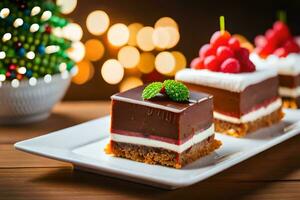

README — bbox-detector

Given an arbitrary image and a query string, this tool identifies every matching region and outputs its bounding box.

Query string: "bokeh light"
[86,10,110,36]
[125,67,142,78]
[107,23,130,47]
[118,46,140,69]
[137,52,155,74]
[62,23,83,41]
[72,59,94,85]
[119,76,143,92]
[136,26,155,51]
[56,0,77,14]
[152,27,170,49]
[67,41,85,62]
[167,51,186,76]
[165,27,180,48]
[84,39,105,61]
[155,17,178,30]
[128,23,143,46]
[101,59,124,84]
[155,51,175,75]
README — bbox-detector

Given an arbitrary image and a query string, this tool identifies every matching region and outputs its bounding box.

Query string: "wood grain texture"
[0,101,299,200]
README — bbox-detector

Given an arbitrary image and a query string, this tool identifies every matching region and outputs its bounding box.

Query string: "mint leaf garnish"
[142,82,164,100]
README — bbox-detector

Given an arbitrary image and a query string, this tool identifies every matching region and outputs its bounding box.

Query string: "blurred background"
[59,0,300,100]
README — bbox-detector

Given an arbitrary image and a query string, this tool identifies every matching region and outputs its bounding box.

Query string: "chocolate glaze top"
[111,85,212,113]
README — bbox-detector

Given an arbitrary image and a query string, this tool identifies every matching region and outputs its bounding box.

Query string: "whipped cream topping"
[250,53,300,76]
[175,68,277,92]
[110,124,214,153]
[214,98,282,124]
[279,86,300,98]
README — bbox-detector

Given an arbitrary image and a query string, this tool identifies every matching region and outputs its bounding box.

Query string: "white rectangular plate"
[15,109,300,189]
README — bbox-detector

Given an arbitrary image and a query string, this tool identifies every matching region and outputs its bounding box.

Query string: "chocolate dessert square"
[279,74,300,108]
[176,69,283,137]
[108,85,221,168]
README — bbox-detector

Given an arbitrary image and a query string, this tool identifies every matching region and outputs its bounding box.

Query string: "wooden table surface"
[1,101,300,200]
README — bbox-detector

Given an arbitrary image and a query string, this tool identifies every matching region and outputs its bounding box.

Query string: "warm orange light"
[155,17,178,30]
[56,0,77,14]
[137,52,155,74]
[72,59,94,85]
[118,46,140,68]
[84,39,105,61]
[155,51,176,75]
[86,10,110,36]
[128,23,143,46]
[119,77,143,92]
[107,23,129,47]
[166,51,186,76]
[136,26,155,51]
[101,59,124,84]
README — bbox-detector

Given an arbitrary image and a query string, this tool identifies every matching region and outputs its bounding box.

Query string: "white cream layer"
[279,86,300,98]
[110,124,214,153]
[175,68,277,92]
[214,98,282,124]
[250,53,300,76]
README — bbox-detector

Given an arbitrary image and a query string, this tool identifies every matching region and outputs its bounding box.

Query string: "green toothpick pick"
[278,10,287,23]
[220,16,225,33]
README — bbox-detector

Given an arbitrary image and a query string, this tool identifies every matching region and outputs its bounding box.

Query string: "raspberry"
[228,37,240,50]
[199,44,215,58]
[254,35,267,47]
[273,47,288,57]
[216,46,234,62]
[190,57,205,69]
[241,60,256,72]
[210,31,231,48]
[220,58,240,73]
[204,55,220,71]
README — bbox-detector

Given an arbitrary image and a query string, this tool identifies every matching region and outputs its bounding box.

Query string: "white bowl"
[0,74,71,125]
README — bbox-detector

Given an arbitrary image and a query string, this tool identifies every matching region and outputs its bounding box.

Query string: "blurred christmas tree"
[0,0,75,84]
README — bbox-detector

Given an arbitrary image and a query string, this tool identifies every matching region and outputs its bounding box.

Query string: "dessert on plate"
[250,20,300,109]
[106,80,221,168]
[176,17,284,137]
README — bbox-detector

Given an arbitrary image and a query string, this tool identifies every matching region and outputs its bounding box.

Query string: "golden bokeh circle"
[118,46,140,69]
[137,52,155,74]
[84,39,105,61]
[86,10,110,36]
[136,26,155,51]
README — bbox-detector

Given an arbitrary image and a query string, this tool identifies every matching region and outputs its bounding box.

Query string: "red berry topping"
[265,29,279,44]
[273,21,290,41]
[254,35,267,47]
[273,47,288,57]
[204,55,220,71]
[228,37,240,50]
[283,39,300,53]
[210,31,231,48]
[199,44,215,58]
[190,57,204,69]
[216,46,234,62]
[241,60,256,72]
[220,58,240,73]
[235,47,250,61]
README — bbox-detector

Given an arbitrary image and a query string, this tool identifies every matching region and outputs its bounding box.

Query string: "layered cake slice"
[176,69,283,137]
[250,20,300,108]
[176,18,283,137]
[107,80,221,168]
